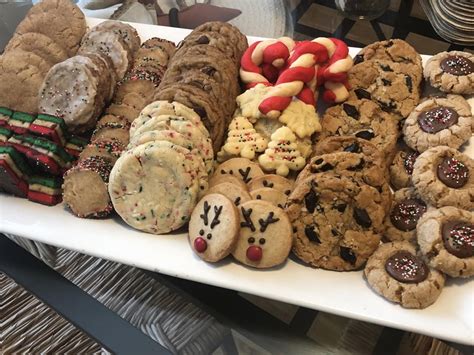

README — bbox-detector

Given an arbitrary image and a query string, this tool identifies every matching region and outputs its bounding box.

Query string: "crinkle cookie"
[424,51,474,95]
[383,188,429,243]
[417,207,474,278]
[364,241,445,309]
[319,99,399,157]
[389,148,420,190]
[403,94,473,152]
[412,146,474,210]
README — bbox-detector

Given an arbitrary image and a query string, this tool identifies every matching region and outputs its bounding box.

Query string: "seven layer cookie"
[29,113,68,145]
[0,145,32,197]
[28,175,63,205]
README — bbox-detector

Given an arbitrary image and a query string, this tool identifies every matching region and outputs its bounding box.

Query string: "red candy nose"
[246,246,263,261]
[194,237,207,253]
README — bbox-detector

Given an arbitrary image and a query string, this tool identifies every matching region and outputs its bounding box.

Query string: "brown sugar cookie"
[389,147,420,190]
[188,194,240,262]
[364,241,445,309]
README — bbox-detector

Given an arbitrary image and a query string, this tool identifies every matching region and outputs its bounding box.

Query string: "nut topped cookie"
[413,146,473,210]
[389,147,420,190]
[364,241,445,309]
[424,51,474,94]
[417,207,473,278]
[403,94,473,152]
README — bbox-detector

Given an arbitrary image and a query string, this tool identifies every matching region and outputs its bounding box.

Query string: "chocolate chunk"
[353,54,364,65]
[334,203,347,212]
[378,100,396,113]
[403,151,419,175]
[343,104,360,119]
[347,158,365,171]
[263,180,274,188]
[343,142,361,153]
[381,78,391,86]
[305,225,321,244]
[385,251,428,283]
[384,40,393,48]
[380,64,393,72]
[331,228,340,237]
[340,247,356,265]
[390,198,427,231]
[354,88,371,100]
[304,188,319,213]
[193,106,206,119]
[405,75,413,93]
[437,156,469,188]
[442,221,474,258]
[440,55,474,76]
[418,106,459,133]
[202,66,216,76]
[355,130,375,140]
[311,162,333,173]
[353,208,372,228]
[197,35,210,44]
[314,158,323,164]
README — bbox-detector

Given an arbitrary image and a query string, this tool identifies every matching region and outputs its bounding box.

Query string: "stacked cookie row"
[154,21,248,151]
[63,36,176,218]
[0,0,86,113]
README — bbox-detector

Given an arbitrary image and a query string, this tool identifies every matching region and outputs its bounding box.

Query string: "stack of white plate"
[420,0,474,45]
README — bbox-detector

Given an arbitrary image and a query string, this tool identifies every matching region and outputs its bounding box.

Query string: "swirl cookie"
[412,146,473,210]
[286,174,385,271]
[383,188,429,243]
[319,99,399,157]
[389,148,420,190]
[417,207,474,278]
[364,241,445,309]
[188,194,240,262]
[233,200,292,268]
[403,94,473,152]
[213,158,264,184]
[109,141,200,234]
[424,51,474,95]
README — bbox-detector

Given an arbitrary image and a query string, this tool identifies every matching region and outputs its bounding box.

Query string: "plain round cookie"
[383,187,429,243]
[188,194,240,262]
[424,51,474,95]
[403,94,473,152]
[364,241,445,309]
[319,99,399,157]
[213,158,264,184]
[247,174,294,196]
[250,188,288,209]
[417,207,474,278]
[412,146,474,210]
[109,141,200,234]
[389,148,420,190]
[208,174,248,191]
[206,182,252,207]
[286,174,385,271]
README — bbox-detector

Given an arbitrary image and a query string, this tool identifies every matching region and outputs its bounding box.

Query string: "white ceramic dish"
[1,17,473,346]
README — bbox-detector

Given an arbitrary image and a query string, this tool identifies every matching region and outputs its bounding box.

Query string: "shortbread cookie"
[403,94,473,152]
[417,207,473,278]
[213,158,264,184]
[206,182,252,207]
[250,188,288,209]
[247,174,294,196]
[79,139,125,164]
[109,141,200,234]
[384,188,429,243]
[114,67,163,103]
[424,51,474,95]
[413,146,473,210]
[90,20,141,53]
[188,194,240,262]
[390,148,420,190]
[92,122,130,145]
[286,174,385,271]
[364,241,445,309]
[233,200,292,268]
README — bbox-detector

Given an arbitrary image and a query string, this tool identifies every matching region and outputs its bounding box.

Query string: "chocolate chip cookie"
[389,147,420,190]
[286,174,385,271]
[403,94,473,152]
[319,99,399,157]
[364,241,445,309]
[424,51,474,95]
[412,146,474,210]
[417,206,474,278]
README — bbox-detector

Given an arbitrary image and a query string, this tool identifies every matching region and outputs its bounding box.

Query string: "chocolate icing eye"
[207,233,212,240]
[256,195,262,199]
[248,237,255,244]
[259,238,266,245]
[199,229,204,236]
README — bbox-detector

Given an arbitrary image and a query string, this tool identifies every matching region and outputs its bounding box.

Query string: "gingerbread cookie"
[403,94,473,152]
[389,148,420,190]
[424,51,474,95]
[364,241,445,309]
[232,200,292,268]
[188,194,240,262]
[417,207,473,278]
[213,158,264,184]
[247,174,293,196]
[206,182,252,207]
[412,146,473,210]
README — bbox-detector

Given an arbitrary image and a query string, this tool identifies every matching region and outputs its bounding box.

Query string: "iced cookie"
[89,20,141,53]
[232,200,292,268]
[417,207,473,278]
[412,146,473,210]
[247,174,294,196]
[383,188,429,243]
[319,99,399,157]
[188,194,240,262]
[286,174,385,271]
[424,51,474,95]
[364,241,445,309]
[206,182,251,207]
[213,158,264,184]
[389,148,420,190]
[403,94,473,152]
[250,188,288,209]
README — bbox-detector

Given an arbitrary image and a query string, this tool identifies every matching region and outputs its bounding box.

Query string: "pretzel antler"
[200,201,211,226]
[240,207,256,232]
[211,205,223,229]
[258,212,280,232]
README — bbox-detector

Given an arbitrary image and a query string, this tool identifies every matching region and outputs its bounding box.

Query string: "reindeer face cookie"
[232,200,292,268]
[189,194,240,262]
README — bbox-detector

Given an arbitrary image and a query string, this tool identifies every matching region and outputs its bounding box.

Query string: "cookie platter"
[1,17,474,345]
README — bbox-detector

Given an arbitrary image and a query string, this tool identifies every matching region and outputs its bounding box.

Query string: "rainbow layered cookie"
[28,175,63,205]
[65,135,88,158]
[0,107,12,127]
[29,114,68,145]
[0,145,31,197]
[0,127,13,143]
[8,111,35,135]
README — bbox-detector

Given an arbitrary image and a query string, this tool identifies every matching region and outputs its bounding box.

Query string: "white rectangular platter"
[1,17,473,346]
